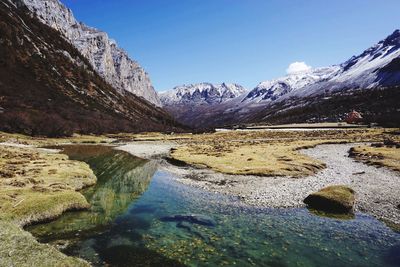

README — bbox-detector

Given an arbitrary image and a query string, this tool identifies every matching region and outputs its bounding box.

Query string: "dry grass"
[171,140,327,176]
[0,220,89,267]
[246,122,367,129]
[107,132,194,142]
[0,145,95,266]
[350,143,400,172]
[169,128,399,176]
[0,131,113,147]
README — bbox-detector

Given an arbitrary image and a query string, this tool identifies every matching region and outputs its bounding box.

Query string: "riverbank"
[0,143,95,266]
[162,144,400,226]
[0,128,399,265]
[115,129,400,228]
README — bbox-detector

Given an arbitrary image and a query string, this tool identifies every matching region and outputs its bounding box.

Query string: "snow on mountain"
[288,29,400,99]
[243,67,340,103]
[173,29,400,128]
[242,29,400,106]
[13,0,161,106]
[160,83,247,106]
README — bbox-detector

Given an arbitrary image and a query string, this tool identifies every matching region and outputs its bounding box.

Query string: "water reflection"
[28,145,156,241]
[26,145,400,267]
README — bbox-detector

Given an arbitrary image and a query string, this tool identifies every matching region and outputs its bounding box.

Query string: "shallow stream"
[27,145,400,267]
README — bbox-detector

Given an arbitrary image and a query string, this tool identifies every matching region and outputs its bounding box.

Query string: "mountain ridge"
[160,29,400,128]
[160,82,247,106]
[0,1,184,136]
[12,0,162,106]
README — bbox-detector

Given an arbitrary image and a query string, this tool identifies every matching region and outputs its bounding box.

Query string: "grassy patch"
[0,220,89,267]
[169,128,398,176]
[0,131,113,146]
[0,144,95,265]
[171,140,327,176]
[304,185,355,213]
[349,143,400,172]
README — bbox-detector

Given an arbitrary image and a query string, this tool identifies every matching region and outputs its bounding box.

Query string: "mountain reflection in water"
[28,145,156,241]
[27,145,400,267]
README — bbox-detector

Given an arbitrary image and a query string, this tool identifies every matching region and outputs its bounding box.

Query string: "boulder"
[304,185,355,213]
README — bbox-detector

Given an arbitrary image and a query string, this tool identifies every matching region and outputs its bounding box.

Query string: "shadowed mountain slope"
[0,1,185,136]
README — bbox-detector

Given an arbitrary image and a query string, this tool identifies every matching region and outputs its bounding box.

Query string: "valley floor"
[163,144,400,227]
[117,128,400,229]
[0,128,399,265]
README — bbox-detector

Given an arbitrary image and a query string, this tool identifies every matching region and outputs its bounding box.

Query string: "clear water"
[27,145,400,267]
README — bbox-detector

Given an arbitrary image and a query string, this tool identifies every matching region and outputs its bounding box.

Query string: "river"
[27,145,400,267]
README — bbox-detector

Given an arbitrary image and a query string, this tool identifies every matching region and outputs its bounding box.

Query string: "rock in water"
[304,185,355,213]
[161,214,216,227]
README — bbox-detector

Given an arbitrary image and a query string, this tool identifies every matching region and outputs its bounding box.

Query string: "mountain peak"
[245,66,340,102]
[160,83,247,106]
[13,0,161,106]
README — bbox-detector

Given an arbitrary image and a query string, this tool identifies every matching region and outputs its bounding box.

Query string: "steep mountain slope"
[243,67,339,103]
[13,0,161,106]
[248,30,400,126]
[0,1,183,136]
[286,29,400,99]
[170,30,400,128]
[160,83,247,127]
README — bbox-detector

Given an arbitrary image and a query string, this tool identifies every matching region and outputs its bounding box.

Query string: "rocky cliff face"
[13,0,161,106]
[0,0,183,136]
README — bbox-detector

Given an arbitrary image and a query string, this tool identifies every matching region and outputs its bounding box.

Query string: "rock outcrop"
[13,0,161,106]
[0,0,183,136]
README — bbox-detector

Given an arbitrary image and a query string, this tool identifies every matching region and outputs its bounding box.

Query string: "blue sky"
[62,0,400,91]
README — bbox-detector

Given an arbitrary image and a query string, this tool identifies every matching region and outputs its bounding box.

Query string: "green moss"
[304,185,355,213]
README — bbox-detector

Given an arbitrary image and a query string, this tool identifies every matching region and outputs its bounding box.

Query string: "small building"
[345,110,363,124]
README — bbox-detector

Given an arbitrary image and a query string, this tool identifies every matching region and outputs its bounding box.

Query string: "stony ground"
[157,143,400,227]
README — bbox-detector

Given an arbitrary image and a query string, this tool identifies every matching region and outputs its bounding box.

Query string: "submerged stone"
[304,185,355,213]
[160,214,216,227]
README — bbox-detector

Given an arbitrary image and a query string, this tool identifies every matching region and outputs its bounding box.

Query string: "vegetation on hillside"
[0,2,185,137]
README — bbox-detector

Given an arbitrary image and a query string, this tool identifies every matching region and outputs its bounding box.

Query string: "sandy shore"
[118,142,400,226]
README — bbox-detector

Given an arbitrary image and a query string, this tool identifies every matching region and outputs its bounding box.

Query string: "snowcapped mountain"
[243,67,340,103]
[287,30,400,99]
[244,29,400,105]
[166,30,400,128]
[160,83,247,106]
[12,0,161,106]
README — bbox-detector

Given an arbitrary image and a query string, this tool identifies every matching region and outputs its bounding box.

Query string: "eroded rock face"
[304,185,355,213]
[13,0,161,106]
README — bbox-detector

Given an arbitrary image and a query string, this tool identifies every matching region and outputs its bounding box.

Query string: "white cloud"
[286,62,312,75]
